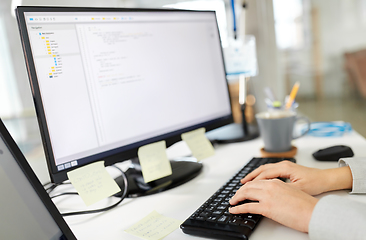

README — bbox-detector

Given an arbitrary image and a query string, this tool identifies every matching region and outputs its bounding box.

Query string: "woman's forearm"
[323,166,352,193]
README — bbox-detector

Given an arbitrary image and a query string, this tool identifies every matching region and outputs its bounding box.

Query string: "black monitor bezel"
[16,6,233,183]
[0,118,77,240]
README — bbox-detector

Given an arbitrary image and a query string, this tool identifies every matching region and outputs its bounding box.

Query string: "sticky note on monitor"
[138,141,172,183]
[67,161,121,206]
[181,128,215,161]
[125,210,182,240]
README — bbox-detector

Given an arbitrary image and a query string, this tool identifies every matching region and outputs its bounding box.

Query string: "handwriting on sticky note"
[181,128,215,161]
[125,210,182,240]
[138,141,172,183]
[67,161,121,206]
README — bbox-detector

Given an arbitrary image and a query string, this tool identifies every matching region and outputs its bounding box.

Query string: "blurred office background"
[1,0,366,155]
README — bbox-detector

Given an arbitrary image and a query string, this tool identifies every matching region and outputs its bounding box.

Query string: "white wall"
[315,0,366,98]
[286,0,366,99]
[0,1,29,113]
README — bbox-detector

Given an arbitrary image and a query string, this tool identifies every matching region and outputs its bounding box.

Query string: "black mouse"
[312,145,354,161]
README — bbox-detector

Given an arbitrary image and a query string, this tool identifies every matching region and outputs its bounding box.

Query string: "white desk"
[28,131,366,240]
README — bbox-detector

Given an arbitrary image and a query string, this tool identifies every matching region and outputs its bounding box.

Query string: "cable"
[51,192,79,198]
[45,182,71,194]
[43,181,52,187]
[49,165,129,217]
[302,121,352,137]
[231,0,237,39]
[46,183,61,194]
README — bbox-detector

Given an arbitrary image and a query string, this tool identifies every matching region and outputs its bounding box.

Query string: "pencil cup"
[256,111,310,153]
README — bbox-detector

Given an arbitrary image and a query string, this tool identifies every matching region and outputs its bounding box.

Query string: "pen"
[264,87,276,101]
[286,82,300,109]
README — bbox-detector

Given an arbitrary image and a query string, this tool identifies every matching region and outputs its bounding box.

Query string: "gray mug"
[256,111,310,152]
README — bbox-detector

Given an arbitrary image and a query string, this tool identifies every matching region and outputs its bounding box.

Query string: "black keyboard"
[180,157,296,240]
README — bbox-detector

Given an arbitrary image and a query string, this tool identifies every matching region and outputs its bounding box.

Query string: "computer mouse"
[312,145,354,161]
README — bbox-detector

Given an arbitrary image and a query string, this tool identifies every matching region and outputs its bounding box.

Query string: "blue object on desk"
[303,122,352,137]
[231,0,236,39]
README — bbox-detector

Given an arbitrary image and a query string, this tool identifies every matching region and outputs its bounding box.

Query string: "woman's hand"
[240,161,352,195]
[229,179,318,233]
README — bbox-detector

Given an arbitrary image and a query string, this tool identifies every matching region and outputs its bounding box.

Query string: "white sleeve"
[338,157,366,194]
[309,195,366,240]
[309,157,366,239]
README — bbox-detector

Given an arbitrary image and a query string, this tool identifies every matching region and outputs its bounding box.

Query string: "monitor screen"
[16,7,232,184]
[0,119,76,240]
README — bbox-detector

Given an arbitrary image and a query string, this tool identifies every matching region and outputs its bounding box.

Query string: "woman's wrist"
[323,166,353,193]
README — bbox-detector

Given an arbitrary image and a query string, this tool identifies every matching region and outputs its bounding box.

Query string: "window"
[0,16,22,118]
[273,0,306,50]
[163,0,228,47]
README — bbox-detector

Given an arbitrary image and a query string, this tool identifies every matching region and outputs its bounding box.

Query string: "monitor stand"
[113,157,202,198]
[206,103,259,143]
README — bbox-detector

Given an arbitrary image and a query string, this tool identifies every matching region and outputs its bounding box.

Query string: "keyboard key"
[244,214,261,222]
[206,206,215,211]
[199,212,210,218]
[224,210,231,215]
[217,205,226,210]
[240,220,256,229]
[207,216,218,222]
[195,216,206,221]
[217,215,229,223]
[212,210,223,216]
[228,217,242,225]
[258,158,269,166]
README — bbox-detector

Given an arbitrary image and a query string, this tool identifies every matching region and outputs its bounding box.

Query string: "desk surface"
[27,131,366,240]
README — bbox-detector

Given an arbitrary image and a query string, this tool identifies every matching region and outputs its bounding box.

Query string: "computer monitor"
[16,6,233,197]
[0,118,76,240]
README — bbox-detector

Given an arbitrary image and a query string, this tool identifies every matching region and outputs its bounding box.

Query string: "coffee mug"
[256,110,310,152]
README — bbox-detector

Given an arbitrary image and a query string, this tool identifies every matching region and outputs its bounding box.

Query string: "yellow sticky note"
[67,161,121,206]
[138,141,172,183]
[181,128,215,161]
[41,37,45,39]
[125,211,182,240]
